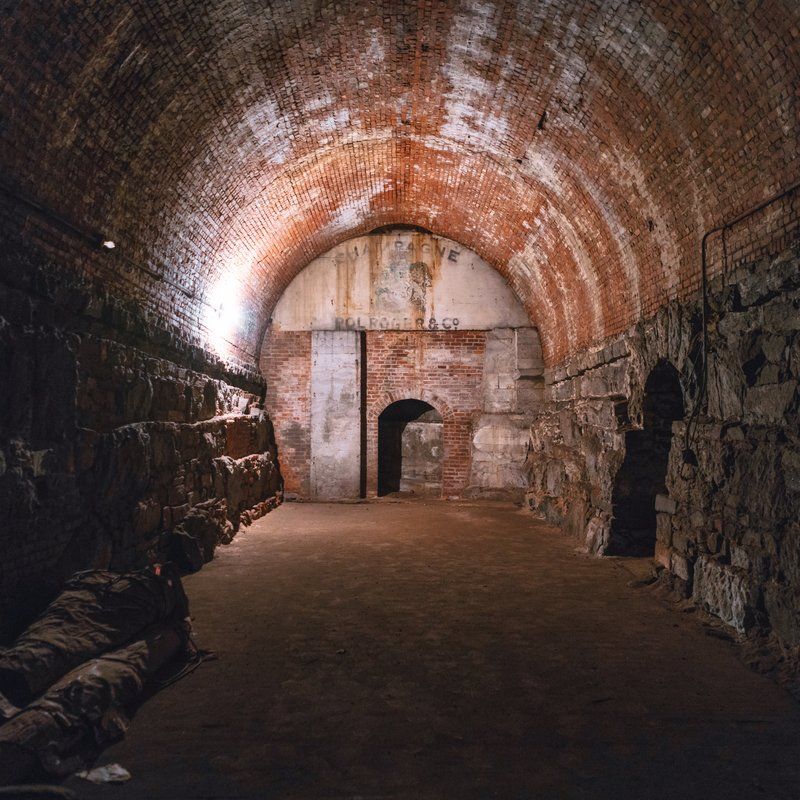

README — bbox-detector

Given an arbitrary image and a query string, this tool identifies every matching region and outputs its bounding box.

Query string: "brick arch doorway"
[377,399,443,497]
[367,390,465,498]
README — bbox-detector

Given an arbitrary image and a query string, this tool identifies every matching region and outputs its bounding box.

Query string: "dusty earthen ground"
[68,501,800,799]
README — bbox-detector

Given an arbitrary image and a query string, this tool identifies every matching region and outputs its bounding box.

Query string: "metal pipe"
[699,180,800,402]
[684,179,800,461]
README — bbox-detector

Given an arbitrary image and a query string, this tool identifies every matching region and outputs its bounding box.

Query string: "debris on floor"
[0,566,189,707]
[0,566,193,788]
[75,763,131,784]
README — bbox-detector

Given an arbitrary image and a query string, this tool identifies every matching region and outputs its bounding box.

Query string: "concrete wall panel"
[310,331,362,500]
[272,230,530,332]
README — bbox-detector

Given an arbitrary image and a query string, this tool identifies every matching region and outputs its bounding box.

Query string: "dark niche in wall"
[378,399,443,497]
[608,360,685,556]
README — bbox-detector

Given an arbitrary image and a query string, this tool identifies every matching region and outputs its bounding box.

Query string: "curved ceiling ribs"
[1,0,797,362]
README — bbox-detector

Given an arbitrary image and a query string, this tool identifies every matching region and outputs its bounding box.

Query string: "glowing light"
[205,274,244,357]
[101,239,116,249]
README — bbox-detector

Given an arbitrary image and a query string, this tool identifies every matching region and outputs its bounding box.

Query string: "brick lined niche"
[365,332,484,497]
[1,2,798,366]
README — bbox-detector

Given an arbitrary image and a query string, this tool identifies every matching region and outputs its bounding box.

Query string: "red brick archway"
[367,389,468,498]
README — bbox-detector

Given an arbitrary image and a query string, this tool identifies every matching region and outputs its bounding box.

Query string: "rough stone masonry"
[0,244,282,641]
[528,230,800,645]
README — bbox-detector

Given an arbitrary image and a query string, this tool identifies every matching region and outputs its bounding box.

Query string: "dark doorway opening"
[378,399,443,496]
[608,360,684,556]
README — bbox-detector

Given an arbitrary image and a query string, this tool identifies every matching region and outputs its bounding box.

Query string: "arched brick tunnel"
[2,1,797,362]
[0,1,799,795]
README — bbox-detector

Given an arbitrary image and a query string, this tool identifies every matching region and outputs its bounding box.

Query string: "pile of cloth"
[0,567,191,787]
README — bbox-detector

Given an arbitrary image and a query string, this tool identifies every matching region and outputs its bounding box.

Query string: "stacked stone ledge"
[0,250,282,640]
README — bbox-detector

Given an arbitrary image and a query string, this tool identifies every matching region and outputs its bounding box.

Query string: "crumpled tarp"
[0,623,184,786]
[0,567,188,707]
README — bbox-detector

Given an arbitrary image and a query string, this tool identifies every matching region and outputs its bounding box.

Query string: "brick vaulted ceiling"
[1,1,798,363]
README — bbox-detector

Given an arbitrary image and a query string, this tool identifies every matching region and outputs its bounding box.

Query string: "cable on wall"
[0,181,197,300]
[0,181,257,361]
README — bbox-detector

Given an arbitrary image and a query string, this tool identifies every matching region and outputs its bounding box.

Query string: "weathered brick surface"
[365,330,486,496]
[0,2,797,364]
[262,328,486,497]
[260,329,312,496]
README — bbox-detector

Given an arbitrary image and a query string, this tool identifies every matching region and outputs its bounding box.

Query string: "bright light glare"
[205,277,243,357]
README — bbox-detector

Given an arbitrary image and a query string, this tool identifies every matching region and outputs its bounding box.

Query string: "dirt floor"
[67,500,800,800]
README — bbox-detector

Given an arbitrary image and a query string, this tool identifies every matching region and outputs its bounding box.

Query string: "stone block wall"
[397,416,444,493]
[470,328,544,498]
[0,247,282,640]
[310,331,363,500]
[527,239,800,644]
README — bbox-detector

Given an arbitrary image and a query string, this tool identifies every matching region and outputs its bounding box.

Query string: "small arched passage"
[378,400,443,497]
[608,360,685,556]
